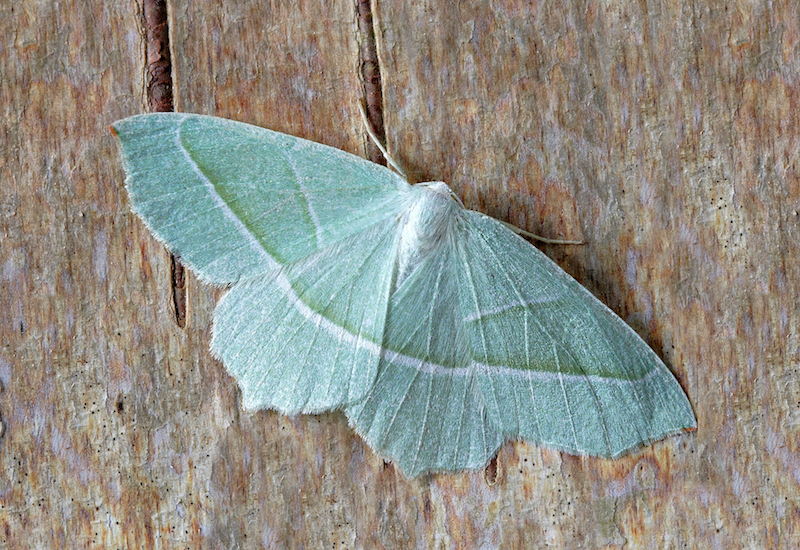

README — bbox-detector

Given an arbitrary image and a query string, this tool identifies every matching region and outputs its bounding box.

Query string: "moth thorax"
[395,182,458,286]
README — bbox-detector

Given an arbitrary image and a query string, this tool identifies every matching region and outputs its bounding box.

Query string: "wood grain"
[1,0,798,547]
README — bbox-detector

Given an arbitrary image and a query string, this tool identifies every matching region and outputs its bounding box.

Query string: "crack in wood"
[143,0,173,113]
[357,0,387,166]
[143,0,186,328]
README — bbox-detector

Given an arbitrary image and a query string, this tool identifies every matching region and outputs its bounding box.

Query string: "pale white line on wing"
[176,116,278,270]
[381,348,662,386]
[285,141,322,247]
[463,297,559,323]
[277,269,660,387]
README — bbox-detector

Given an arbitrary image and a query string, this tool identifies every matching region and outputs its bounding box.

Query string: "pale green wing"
[112,113,410,284]
[345,247,503,475]
[347,208,695,476]
[212,219,402,413]
[455,211,696,459]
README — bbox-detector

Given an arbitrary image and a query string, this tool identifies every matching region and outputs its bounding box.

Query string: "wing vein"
[554,341,581,450]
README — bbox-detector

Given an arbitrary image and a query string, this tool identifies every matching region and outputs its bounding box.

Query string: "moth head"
[400,181,461,256]
[418,180,449,197]
[417,181,465,208]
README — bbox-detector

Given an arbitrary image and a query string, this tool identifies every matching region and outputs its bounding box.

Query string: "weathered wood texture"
[1,0,798,547]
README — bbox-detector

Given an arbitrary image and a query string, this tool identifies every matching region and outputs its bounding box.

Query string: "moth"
[112,113,696,476]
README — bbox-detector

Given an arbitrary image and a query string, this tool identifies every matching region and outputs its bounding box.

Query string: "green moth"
[112,113,696,477]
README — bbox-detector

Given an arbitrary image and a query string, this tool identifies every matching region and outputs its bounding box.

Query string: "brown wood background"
[2,0,798,547]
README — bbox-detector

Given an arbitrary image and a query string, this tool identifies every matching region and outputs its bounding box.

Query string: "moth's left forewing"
[454,211,697,458]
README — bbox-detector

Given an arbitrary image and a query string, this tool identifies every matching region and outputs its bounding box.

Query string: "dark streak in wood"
[144,0,173,113]
[484,455,498,485]
[143,0,186,328]
[357,0,387,166]
[170,255,186,328]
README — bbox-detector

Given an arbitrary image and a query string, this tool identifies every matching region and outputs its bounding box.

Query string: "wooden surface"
[1,0,799,547]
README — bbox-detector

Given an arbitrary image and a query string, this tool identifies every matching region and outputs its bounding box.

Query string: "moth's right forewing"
[113,113,410,285]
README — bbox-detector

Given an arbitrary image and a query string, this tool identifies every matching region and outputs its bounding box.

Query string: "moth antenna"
[500,220,584,245]
[358,100,408,179]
